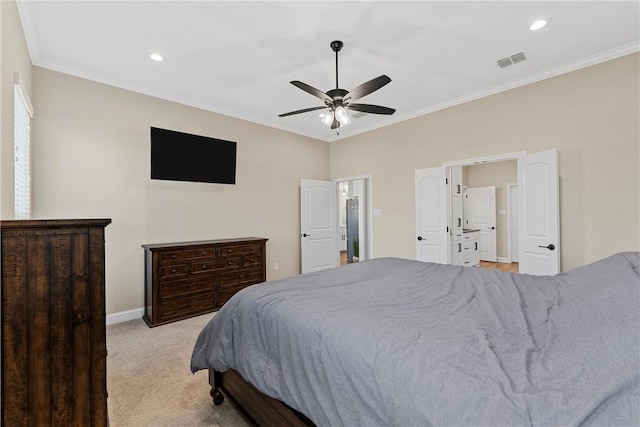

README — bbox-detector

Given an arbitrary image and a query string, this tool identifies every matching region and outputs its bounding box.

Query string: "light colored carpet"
[106,313,249,427]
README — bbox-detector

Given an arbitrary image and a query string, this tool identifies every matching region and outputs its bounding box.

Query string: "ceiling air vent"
[497,51,527,68]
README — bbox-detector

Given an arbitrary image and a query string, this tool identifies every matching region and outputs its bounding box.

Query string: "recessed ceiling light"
[529,19,548,31]
[150,53,164,62]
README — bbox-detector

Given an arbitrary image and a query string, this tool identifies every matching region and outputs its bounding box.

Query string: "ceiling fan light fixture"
[319,111,333,126]
[335,106,351,126]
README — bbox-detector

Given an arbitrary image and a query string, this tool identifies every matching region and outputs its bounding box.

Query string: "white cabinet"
[452,230,480,267]
[339,226,347,251]
[451,196,463,239]
[462,231,480,267]
[450,166,463,197]
[452,240,464,265]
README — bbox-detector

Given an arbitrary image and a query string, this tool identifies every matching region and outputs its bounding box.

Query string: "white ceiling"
[16,1,640,142]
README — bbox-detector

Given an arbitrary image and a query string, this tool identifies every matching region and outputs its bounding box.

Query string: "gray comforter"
[191,252,640,426]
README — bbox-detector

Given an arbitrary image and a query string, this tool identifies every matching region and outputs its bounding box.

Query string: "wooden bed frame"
[209,369,316,427]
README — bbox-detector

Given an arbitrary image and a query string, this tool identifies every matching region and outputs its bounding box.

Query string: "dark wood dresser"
[1,218,111,427]
[142,237,267,327]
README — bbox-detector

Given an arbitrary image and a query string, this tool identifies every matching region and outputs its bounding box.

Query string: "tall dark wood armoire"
[1,219,111,426]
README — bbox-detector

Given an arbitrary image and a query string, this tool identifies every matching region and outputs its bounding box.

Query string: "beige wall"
[3,0,639,313]
[31,68,329,314]
[1,0,33,218]
[465,161,517,260]
[330,53,640,271]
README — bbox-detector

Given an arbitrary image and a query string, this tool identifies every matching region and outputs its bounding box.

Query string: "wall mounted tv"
[150,127,237,184]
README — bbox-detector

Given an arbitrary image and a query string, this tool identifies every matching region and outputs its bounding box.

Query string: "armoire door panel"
[1,219,111,427]
[50,234,76,425]
[27,235,52,427]
[1,236,29,427]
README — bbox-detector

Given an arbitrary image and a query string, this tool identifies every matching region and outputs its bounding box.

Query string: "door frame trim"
[333,174,373,261]
[506,182,518,263]
[442,151,527,167]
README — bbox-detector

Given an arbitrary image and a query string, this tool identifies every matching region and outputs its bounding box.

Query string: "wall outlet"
[274,262,279,271]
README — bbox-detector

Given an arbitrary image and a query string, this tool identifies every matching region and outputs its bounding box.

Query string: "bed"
[191,252,640,426]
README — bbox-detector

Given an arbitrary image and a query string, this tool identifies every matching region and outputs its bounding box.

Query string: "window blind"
[14,76,33,219]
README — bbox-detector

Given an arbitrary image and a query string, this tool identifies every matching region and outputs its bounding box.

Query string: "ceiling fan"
[279,40,396,130]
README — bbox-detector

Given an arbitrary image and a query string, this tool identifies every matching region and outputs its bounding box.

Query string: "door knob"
[417,236,424,241]
[302,233,311,237]
[538,244,555,251]
[490,226,495,230]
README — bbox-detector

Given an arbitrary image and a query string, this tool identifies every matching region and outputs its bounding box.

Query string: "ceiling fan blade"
[343,75,391,102]
[278,106,327,117]
[290,81,333,104]
[347,103,396,115]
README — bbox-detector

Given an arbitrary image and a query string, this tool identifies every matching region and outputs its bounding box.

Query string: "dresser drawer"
[243,254,263,268]
[191,257,241,276]
[219,243,262,257]
[160,276,216,299]
[219,268,263,287]
[159,264,189,279]
[463,254,473,266]
[159,292,216,320]
[160,248,217,265]
[219,284,254,307]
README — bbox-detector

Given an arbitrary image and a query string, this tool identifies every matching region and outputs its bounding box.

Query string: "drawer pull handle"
[239,274,244,279]
[171,254,176,259]
[251,248,255,251]
[202,265,208,270]
[227,249,232,253]
[202,251,206,255]
[228,261,233,265]
[171,269,177,273]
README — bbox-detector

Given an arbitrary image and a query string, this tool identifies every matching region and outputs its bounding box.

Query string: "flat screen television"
[150,127,237,184]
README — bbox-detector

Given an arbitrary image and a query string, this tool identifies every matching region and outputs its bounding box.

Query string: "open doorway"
[417,150,559,275]
[336,176,371,266]
[463,161,518,272]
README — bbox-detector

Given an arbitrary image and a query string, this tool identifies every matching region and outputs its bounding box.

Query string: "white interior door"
[464,186,497,261]
[301,179,338,273]
[518,149,560,275]
[415,167,449,263]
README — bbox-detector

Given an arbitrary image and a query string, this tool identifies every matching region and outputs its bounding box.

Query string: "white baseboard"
[497,257,512,264]
[106,307,144,325]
